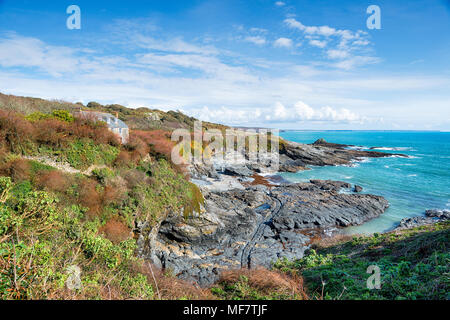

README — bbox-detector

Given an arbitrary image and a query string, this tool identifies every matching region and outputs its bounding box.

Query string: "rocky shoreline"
[138,139,408,286]
[394,209,450,230]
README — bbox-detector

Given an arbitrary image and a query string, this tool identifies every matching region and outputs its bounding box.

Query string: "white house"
[77,110,129,144]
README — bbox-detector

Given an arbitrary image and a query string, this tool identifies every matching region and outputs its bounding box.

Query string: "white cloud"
[333,56,381,70]
[284,18,368,45]
[249,27,268,33]
[327,49,349,59]
[265,101,363,123]
[275,1,286,6]
[245,36,266,45]
[309,39,327,48]
[293,101,316,119]
[283,18,377,69]
[187,106,253,124]
[0,30,448,130]
[274,37,293,48]
[134,34,219,56]
[284,19,338,37]
[0,34,79,76]
[352,39,370,46]
[188,101,363,124]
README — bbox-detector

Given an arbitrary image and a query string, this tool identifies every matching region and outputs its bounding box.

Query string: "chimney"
[115,112,119,124]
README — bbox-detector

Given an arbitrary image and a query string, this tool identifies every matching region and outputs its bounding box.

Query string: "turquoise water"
[279,131,450,235]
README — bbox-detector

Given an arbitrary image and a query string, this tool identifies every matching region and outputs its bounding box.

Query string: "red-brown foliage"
[101,178,127,205]
[114,150,131,167]
[125,132,150,163]
[126,130,189,178]
[131,130,175,160]
[98,218,131,244]
[0,110,35,153]
[35,118,120,147]
[130,261,214,300]
[0,110,120,153]
[36,170,70,193]
[78,179,102,217]
[78,176,127,217]
[219,268,307,299]
[0,158,31,182]
[123,169,149,189]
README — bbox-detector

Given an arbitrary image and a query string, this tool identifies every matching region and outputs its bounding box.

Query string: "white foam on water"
[346,145,370,151]
[371,146,417,152]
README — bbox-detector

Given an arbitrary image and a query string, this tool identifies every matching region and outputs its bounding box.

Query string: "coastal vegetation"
[0,100,207,299]
[274,222,449,300]
[0,93,447,300]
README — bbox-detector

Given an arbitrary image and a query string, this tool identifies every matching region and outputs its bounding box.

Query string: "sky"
[0,0,449,130]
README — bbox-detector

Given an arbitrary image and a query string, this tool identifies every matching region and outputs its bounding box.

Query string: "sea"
[278,131,450,235]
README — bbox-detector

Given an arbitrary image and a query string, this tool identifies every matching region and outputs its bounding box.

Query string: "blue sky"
[0,0,449,130]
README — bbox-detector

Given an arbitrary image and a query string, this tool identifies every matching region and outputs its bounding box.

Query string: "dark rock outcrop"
[223,165,254,177]
[143,138,403,287]
[279,139,407,172]
[395,209,450,230]
[143,181,389,286]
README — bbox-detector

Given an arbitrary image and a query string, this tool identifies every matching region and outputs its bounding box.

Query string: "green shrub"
[91,167,114,184]
[63,140,119,170]
[51,110,74,123]
[26,111,52,122]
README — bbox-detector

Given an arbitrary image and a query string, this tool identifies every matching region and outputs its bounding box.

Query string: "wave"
[346,145,370,150]
[388,155,419,159]
[342,163,360,168]
[371,146,417,151]
[351,157,371,163]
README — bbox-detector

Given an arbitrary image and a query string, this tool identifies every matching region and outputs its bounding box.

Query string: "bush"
[114,150,131,167]
[26,111,52,122]
[36,170,69,193]
[0,158,31,182]
[212,268,306,300]
[51,110,74,123]
[78,179,101,217]
[98,218,131,244]
[0,110,120,159]
[0,110,35,154]
[129,130,174,161]
[63,140,120,170]
[91,167,114,185]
